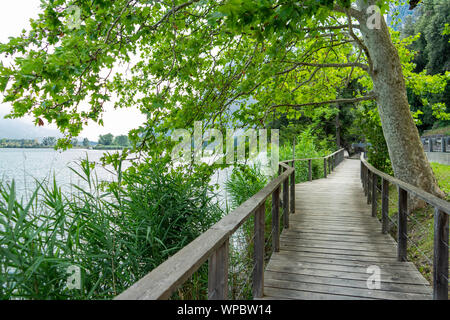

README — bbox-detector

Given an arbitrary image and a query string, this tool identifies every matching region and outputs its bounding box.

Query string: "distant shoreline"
[0,146,125,150]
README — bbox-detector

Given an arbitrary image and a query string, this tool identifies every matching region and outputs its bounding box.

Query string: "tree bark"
[354,0,444,200]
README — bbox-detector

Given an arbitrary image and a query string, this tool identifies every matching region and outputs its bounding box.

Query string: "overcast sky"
[0,0,146,141]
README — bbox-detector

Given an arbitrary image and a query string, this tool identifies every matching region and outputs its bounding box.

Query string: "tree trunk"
[355,0,444,200]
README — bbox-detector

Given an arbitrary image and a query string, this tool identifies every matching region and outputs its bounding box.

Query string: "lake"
[0,148,273,210]
[0,148,122,200]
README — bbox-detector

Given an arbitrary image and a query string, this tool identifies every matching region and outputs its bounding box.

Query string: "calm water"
[0,148,273,210]
[0,148,122,199]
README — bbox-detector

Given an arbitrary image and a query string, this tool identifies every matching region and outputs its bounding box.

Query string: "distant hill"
[0,111,62,141]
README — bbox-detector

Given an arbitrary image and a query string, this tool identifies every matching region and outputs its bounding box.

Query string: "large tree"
[0,0,446,198]
[99,133,114,145]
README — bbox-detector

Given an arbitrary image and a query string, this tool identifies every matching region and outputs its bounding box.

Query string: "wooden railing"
[360,155,450,300]
[115,148,345,300]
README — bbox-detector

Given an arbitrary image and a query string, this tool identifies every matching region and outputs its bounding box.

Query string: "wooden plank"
[382,178,389,234]
[263,286,371,300]
[281,231,396,244]
[272,187,280,252]
[266,260,429,286]
[253,203,265,298]
[281,244,398,259]
[308,159,312,181]
[267,258,428,282]
[286,226,387,237]
[290,212,378,219]
[280,239,399,253]
[283,177,289,228]
[290,169,295,214]
[372,173,378,217]
[281,232,395,244]
[289,217,382,225]
[290,216,376,223]
[398,187,408,262]
[281,236,396,248]
[271,248,399,264]
[265,270,431,295]
[208,240,229,300]
[271,251,417,270]
[433,208,449,300]
[265,277,430,300]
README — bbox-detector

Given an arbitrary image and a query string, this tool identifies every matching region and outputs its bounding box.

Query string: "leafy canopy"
[0,0,445,155]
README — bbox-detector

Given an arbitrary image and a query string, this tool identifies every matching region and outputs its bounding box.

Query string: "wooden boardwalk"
[262,159,433,300]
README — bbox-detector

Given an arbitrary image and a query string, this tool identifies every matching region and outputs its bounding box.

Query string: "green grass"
[374,162,450,283]
[422,126,450,136]
[430,162,450,196]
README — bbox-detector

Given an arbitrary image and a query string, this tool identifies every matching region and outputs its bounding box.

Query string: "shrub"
[0,156,222,299]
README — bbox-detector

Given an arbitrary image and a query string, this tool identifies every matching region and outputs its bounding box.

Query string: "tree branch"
[345,10,373,73]
[277,61,369,75]
[299,24,360,31]
[142,0,201,31]
[269,94,376,110]
[333,5,363,19]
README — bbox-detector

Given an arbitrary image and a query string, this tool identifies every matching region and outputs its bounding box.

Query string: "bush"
[279,129,332,182]
[225,164,268,210]
[224,163,272,299]
[0,156,222,299]
[360,107,393,175]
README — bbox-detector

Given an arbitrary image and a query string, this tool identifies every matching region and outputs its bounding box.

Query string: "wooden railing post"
[398,187,408,262]
[360,161,363,181]
[362,165,367,196]
[290,161,295,214]
[308,159,312,181]
[367,171,372,205]
[323,158,327,178]
[371,173,378,217]
[381,178,389,234]
[253,203,265,298]
[364,167,367,196]
[208,240,229,300]
[433,208,449,300]
[429,138,433,152]
[328,157,331,173]
[331,155,334,171]
[272,186,280,252]
[283,177,289,229]
[441,138,447,152]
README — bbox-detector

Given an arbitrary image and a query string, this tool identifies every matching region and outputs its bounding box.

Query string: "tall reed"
[0,156,222,299]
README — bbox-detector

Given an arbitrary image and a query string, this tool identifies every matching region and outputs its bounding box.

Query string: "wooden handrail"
[361,156,450,213]
[115,149,345,300]
[283,148,345,162]
[360,154,449,300]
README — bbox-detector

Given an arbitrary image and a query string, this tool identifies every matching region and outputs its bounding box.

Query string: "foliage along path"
[261,159,432,300]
